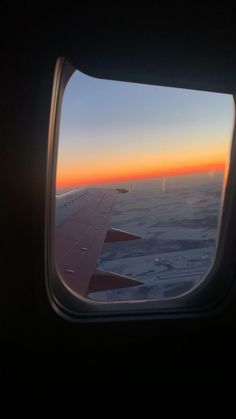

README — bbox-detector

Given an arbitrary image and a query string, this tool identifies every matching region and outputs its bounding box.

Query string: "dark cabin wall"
[1,10,236,408]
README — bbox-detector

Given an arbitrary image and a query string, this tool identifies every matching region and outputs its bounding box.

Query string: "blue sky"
[57,70,234,188]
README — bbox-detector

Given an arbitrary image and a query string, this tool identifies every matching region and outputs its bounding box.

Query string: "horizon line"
[56,161,225,190]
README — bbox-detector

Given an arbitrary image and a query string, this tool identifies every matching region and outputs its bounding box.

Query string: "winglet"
[87,269,143,293]
[105,227,141,242]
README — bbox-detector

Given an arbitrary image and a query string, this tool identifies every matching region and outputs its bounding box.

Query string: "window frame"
[45,57,236,322]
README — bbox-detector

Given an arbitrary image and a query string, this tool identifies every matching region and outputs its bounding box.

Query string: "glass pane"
[55,70,234,302]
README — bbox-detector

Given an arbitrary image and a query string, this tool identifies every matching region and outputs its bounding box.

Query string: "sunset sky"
[56,70,234,189]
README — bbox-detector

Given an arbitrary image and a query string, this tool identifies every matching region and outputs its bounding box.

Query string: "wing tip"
[116,188,129,194]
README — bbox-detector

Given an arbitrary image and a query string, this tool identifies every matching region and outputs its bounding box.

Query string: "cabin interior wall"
[1,10,236,408]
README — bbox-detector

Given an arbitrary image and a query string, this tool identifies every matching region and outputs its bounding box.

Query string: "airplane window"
[55,69,234,303]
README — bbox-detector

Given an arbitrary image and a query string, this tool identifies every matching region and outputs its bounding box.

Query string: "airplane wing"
[55,187,143,296]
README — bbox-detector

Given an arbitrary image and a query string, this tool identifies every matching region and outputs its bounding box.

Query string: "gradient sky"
[57,70,234,189]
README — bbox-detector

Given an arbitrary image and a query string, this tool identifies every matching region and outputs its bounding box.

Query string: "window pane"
[55,70,233,302]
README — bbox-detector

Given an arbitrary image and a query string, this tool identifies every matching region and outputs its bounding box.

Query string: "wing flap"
[88,269,143,293]
[105,227,141,242]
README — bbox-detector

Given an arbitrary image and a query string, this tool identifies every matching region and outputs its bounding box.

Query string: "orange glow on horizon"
[56,161,225,189]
